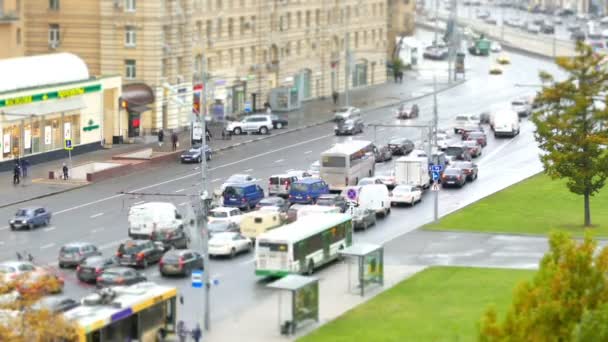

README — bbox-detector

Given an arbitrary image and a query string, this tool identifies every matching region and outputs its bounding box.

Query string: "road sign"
[64,139,73,151]
[191,270,203,288]
[431,165,443,172]
[432,171,440,181]
[244,101,252,113]
[346,188,358,201]
[431,182,440,191]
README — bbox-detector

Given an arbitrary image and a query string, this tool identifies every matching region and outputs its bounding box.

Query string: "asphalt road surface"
[0,30,566,324]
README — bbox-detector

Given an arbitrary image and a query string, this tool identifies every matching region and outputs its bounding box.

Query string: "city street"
[0,29,566,328]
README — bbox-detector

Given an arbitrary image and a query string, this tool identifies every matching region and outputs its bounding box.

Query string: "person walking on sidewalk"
[177,321,189,342]
[62,163,69,180]
[13,162,21,185]
[20,159,29,178]
[191,324,202,342]
[171,131,179,151]
[332,90,339,105]
[158,129,165,147]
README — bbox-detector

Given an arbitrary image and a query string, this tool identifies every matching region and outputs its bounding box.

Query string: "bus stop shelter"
[339,243,384,296]
[267,275,319,336]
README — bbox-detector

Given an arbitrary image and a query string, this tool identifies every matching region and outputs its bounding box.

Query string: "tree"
[478,231,608,341]
[532,42,608,227]
[392,57,404,82]
[573,302,608,341]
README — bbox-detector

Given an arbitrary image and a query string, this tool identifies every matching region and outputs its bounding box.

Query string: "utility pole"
[199,54,211,332]
[432,76,439,222]
[447,0,457,83]
[434,0,439,44]
[500,5,505,42]
[344,32,350,107]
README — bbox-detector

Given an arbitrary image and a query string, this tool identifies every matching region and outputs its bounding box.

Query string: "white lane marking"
[0,226,8,231]
[244,168,254,172]
[178,202,189,206]
[175,188,186,193]
[133,201,145,205]
[274,159,284,163]
[52,133,334,216]
[304,150,312,154]
[377,128,386,131]
[211,178,222,183]
[40,243,55,250]
[90,213,104,219]
[239,258,255,266]
[478,134,521,166]
[91,227,105,234]
[43,226,56,232]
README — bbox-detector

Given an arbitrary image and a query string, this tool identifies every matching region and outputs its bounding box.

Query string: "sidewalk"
[204,263,426,342]
[0,76,461,208]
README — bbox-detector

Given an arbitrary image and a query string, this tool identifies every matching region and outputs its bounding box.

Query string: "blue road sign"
[431,165,443,172]
[64,139,73,151]
[346,188,358,201]
[432,171,440,181]
[191,270,203,288]
[244,101,252,113]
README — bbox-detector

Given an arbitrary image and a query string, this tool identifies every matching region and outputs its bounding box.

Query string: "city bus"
[320,140,375,192]
[62,283,177,342]
[255,213,353,277]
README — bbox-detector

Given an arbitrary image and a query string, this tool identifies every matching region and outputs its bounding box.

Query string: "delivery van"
[491,109,520,138]
[128,202,187,249]
[395,156,431,189]
[342,184,391,217]
[240,211,283,240]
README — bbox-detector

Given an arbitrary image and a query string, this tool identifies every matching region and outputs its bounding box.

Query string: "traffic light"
[119,97,128,109]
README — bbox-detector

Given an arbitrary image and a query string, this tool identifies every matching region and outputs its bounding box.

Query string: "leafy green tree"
[392,58,404,81]
[573,302,608,341]
[532,42,608,226]
[478,232,608,341]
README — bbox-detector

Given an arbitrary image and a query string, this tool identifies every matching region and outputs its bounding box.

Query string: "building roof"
[0,53,89,94]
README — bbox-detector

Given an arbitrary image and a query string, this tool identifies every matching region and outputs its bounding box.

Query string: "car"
[423,46,449,60]
[208,207,243,225]
[373,144,393,162]
[348,206,377,230]
[435,133,450,150]
[58,242,101,268]
[208,232,252,258]
[390,185,422,206]
[511,98,532,116]
[463,140,482,158]
[485,17,497,25]
[479,111,492,124]
[358,177,385,186]
[208,220,241,237]
[221,173,255,191]
[496,55,510,65]
[394,104,419,119]
[445,144,472,162]
[388,138,415,155]
[526,23,541,34]
[223,182,265,210]
[451,161,479,181]
[308,160,320,178]
[150,226,189,250]
[541,23,555,34]
[17,272,64,295]
[96,267,147,288]
[226,114,273,135]
[466,131,488,147]
[9,207,51,230]
[0,261,39,282]
[490,41,502,52]
[315,194,348,213]
[489,64,503,74]
[476,10,490,19]
[33,295,80,313]
[571,30,586,41]
[269,114,288,129]
[76,256,120,283]
[256,196,290,213]
[333,106,361,121]
[335,117,364,135]
[159,249,204,277]
[116,240,165,268]
[567,22,581,31]
[180,144,212,163]
[453,114,480,134]
[286,169,313,179]
[288,178,330,204]
[376,169,397,189]
[441,167,467,188]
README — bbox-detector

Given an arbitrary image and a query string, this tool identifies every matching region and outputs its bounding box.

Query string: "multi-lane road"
[0,29,566,324]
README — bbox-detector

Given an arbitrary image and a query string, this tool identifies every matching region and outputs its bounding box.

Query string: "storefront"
[230,82,247,115]
[120,83,155,139]
[352,60,369,88]
[0,53,121,169]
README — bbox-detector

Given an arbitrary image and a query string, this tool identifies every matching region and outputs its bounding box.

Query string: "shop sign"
[83,119,100,132]
[0,84,102,108]
[44,126,52,145]
[24,129,31,150]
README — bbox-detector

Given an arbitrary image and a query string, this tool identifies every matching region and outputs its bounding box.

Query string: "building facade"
[0,0,25,59]
[387,0,417,60]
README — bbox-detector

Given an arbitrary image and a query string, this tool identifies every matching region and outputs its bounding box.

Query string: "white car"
[435,133,450,150]
[221,173,255,190]
[308,160,320,178]
[0,261,41,282]
[376,169,397,189]
[357,177,385,186]
[453,114,480,134]
[511,98,532,116]
[208,232,252,258]
[334,106,361,121]
[390,185,422,206]
[286,169,313,179]
[226,115,273,135]
[490,41,502,52]
[208,207,243,224]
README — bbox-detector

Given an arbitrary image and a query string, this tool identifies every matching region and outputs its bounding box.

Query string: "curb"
[0,183,89,209]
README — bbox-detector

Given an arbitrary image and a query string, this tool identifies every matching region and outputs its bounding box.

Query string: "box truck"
[395,156,431,189]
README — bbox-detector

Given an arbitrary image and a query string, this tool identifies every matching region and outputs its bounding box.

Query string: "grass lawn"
[425,173,608,236]
[299,267,533,342]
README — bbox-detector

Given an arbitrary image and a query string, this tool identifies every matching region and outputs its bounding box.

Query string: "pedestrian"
[398,71,404,84]
[171,131,179,152]
[205,127,212,142]
[177,320,188,342]
[332,91,339,105]
[20,159,29,178]
[264,101,272,115]
[191,324,202,342]
[62,163,69,180]
[13,162,21,185]
[158,129,165,147]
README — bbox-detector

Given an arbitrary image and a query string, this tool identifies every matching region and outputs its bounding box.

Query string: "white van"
[128,202,184,239]
[395,156,431,189]
[492,109,520,138]
[342,184,391,217]
[268,174,298,197]
[297,205,342,218]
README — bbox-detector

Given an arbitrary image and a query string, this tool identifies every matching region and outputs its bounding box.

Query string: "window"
[240,16,245,35]
[216,0,222,10]
[297,11,302,28]
[16,28,21,45]
[251,46,256,63]
[196,21,202,41]
[297,40,301,55]
[49,0,59,10]
[239,47,245,65]
[228,18,234,37]
[206,20,212,39]
[125,0,136,12]
[306,10,310,27]
[125,26,136,47]
[251,16,256,33]
[216,18,222,38]
[315,9,320,26]
[178,25,184,42]
[229,49,234,66]
[177,57,183,78]
[286,12,291,29]
[48,24,60,45]
[125,59,136,79]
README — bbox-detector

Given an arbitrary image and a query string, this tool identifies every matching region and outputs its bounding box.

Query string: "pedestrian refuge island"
[339,243,384,297]
[267,275,319,336]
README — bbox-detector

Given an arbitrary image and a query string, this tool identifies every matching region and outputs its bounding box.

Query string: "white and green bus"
[255,213,353,277]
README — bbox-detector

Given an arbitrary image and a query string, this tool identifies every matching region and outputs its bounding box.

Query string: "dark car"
[116,240,165,268]
[451,161,479,181]
[441,167,467,188]
[541,24,555,34]
[462,140,482,158]
[270,114,288,129]
[466,131,487,147]
[76,256,120,283]
[445,144,472,162]
[315,194,348,213]
[150,228,189,250]
[34,295,80,313]
[96,267,147,288]
[256,196,290,213]
[159,249,204,277]
[351,207,377,230]
[373,144,393,162]
[180,144,212,163]
[461,127,485,141]
[388,138,415,156]
[208,220,241,237]
[479,111,491,124]
[58,242,101,268]
[9,207,51,230]
[335,117,364,135]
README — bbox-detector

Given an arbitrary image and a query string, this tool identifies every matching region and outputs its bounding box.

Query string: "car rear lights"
[178,257,185,268]
[95,267,102,275]
[76,265,81,272]
[136,252,145,261]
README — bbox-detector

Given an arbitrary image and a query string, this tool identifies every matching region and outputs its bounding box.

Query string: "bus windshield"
[258,242,288,252]
[322,156,346,168]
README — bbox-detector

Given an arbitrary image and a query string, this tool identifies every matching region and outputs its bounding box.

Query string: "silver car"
[58,242,101,268]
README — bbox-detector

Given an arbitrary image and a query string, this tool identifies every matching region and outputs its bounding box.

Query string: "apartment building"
[0,0,25,59]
